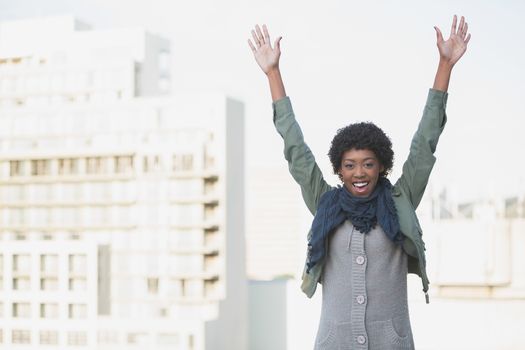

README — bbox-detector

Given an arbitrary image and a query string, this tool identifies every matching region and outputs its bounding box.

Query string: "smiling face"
[339,148,384,197]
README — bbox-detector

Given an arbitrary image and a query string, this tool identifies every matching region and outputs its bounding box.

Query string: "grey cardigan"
[272,89,448,302]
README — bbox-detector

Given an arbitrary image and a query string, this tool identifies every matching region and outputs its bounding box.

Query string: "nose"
[354,165,365,178]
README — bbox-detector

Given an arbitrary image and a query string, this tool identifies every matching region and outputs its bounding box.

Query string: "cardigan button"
[356,295,365,304]
[356,335,366,344]
[356,255,365,265]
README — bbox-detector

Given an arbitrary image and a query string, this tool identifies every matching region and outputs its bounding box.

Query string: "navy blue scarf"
[306,177,403,273]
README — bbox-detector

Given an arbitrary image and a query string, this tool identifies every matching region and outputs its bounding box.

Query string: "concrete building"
[245,164,307,280]
[407,191,525,350]
[0,15,246,349]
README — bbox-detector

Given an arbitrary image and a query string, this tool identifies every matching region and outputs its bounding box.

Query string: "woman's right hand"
[248,24,282,75]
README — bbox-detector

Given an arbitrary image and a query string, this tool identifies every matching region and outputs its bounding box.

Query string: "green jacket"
[272,89,448,302]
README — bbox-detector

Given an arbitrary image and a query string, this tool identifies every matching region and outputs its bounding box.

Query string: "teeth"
[353,182,368,188]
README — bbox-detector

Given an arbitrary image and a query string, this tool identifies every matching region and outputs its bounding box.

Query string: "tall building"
[0,16,246,349]
[246,164,308,280]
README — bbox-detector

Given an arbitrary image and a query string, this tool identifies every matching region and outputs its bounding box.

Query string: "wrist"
[266,66,281,78]
[438,59,454,72]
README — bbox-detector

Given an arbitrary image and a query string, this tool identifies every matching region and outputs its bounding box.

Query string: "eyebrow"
[343,157,377,162]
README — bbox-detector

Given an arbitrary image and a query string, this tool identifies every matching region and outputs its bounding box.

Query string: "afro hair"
[328,122,394,178]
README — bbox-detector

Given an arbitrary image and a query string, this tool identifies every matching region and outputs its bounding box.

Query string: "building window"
[205,279,218,298]
[143,155,161,173]
[173,154,193,172]
[69,277,87,291]
[13,254,30,273]
[39,330,58,345]
[204,178,217,195]
[13,277,30,291]
[9,160,24,177]
[40,303,59,319]
[204,204,217,221]
[86,157,105,174]
[58,158,78,175]
[67,331,87,346]
[14,232,27,240]
[40,254,58,274]
[30,159,51,176]
[68,304,87,319]
[12,330,31,344]
[204,253,219,273]
[115,156,134,174]
[40,277,58,291]
[147,277,159,294]
[69,254,87,274]
[12,303,31,318]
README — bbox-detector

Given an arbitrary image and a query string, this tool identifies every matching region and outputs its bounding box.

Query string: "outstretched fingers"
[461,21,469,40]
[450,14,457,36]
[457,16,465,37]
[465,33,472,44]
[274,36,282,51]
[262,24,271,48]
[251,29,261,48]
[434,26,444,44]
[248,39,257,53]
[248,24,276,53]
[255,25,265,46]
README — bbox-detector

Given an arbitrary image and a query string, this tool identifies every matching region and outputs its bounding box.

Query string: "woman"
[248,16,470,350]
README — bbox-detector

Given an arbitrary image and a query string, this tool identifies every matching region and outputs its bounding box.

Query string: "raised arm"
[395,15,471,208]
[248,25,332,214]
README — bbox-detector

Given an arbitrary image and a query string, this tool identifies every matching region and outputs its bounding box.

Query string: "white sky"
[1,0,524,201]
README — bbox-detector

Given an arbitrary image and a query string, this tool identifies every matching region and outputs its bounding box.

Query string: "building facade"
[406,189,525,350]
[0,16,246,349]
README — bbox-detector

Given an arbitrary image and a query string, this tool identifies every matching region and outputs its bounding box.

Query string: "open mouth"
[352,181,369,193]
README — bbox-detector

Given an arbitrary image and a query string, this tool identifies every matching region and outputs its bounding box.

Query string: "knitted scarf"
[306,177,403,273]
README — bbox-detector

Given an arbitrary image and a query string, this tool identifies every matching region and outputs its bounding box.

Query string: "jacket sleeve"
[273,97,332,215]
[394,89,448,209]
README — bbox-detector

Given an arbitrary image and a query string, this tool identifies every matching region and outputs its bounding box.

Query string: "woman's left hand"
[434,15,471,67]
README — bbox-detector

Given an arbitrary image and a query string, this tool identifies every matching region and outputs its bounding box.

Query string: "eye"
[364,162,375,169]
[344,163,354,169]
